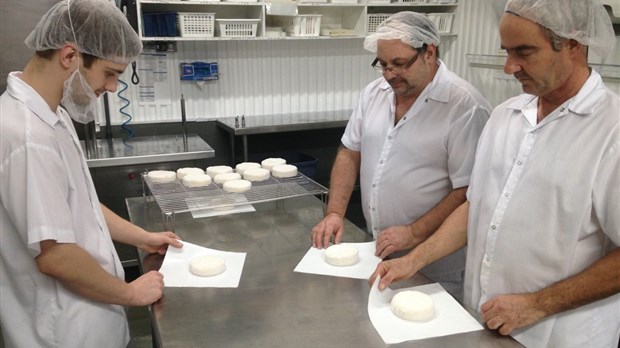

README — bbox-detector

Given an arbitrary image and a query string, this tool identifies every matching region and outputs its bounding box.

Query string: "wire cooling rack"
[142,172,328,214]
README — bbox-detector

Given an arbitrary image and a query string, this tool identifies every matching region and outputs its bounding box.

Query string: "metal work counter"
[80,134,214,168]
[216,110,351,164]
[126,195,521,348]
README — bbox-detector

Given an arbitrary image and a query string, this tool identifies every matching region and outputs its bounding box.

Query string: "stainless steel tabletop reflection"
[126,196,522,348]
[81,134,214,168]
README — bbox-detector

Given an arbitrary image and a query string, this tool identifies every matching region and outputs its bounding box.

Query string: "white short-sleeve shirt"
[0,72,129,348]
[465,70,620,348]
[342,61,491,296]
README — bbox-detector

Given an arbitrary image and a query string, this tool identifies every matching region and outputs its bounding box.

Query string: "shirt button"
[372,184,376,188]
[372,208,376,211]
[517,161,522,165]
[486,255,490,262]
[491,225,497,230]
[379,160,383,164]
[425,98,428,102]
[504,193,509,197]
[388,136,392,139]
[560,107,565,112]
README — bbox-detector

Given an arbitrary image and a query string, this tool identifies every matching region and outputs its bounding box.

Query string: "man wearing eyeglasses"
[311,11,491,299]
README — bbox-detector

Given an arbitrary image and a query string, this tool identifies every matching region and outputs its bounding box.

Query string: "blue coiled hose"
[117,79,134,146]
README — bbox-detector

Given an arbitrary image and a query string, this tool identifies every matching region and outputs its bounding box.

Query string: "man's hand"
[311,213,345,249]
[127,271,165,306]
[368,254,418,290]
[138,231,183,255]
[375,225,418,259]
[481,293,546,335]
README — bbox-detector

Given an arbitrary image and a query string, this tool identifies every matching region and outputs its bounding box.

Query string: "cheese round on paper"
[271,164,298,178]
[223,179,252,193]
[391,291,435,321]
[242,168,271,182]
[206,165,233,178]
[176,167,204,180]
[235,162,261,175]
[324,244,359,266]
[147,170,176,183]
[261,158,286,171]
[189,255,226,277]
[182,173,212,188]
[213,172,242,185]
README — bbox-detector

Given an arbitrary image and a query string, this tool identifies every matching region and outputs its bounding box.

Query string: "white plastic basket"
[427,13,454,34]
[330,0,358,3]
[178,12,216,38]
[277,15,322,37]
[397,0,427,3]
[367,13,390,34]
[296,0,328,3]
[367,0,392,3]
[216,19,259,38]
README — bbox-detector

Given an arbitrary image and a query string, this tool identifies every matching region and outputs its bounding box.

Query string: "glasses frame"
[371,45,427,74]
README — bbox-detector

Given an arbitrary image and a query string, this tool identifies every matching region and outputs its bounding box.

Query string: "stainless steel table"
[81,134,214,168]
[216,111,351,165]
[126,195,522,348]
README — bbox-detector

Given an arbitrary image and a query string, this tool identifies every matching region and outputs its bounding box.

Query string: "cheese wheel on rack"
[147,170,176,183]
[223,179,252,193]
[243,168,271,182]
[182,173,212,188]
[390,291,435,321]
[206,165,233,178]
[235,162,261,176]
[271,164,298,178]
[189,255,226,277]
[261,158,286,171]
[324,244,359,266]
[176,167,204,180]
[213,172,242,185]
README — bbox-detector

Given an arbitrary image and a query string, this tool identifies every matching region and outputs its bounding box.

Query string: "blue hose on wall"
[117,79,134,146]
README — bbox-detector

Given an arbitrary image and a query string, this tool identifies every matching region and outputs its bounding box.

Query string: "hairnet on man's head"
[505,0,615,58]
[25,0,142,65]
[363,11,440,53]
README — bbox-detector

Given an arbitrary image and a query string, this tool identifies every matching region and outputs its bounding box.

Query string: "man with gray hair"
[311,11,491,300]
[371,0,619,346]
[0,0,182,346]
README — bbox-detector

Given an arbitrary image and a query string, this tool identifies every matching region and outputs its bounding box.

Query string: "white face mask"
[61,67,99,124]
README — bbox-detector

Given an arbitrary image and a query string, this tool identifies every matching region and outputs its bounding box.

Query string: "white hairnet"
[25,0,142,64]
[505,0,616,58]
[364,12,440,53]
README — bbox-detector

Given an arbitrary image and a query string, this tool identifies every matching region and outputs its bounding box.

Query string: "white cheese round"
[223,179,252,193]
[147,170,176,183]
[242,168,271,182]
[261,158,286,171]
[182,173,212,188]
[213,172,242,185]
[206,165,233,178]
[271,164,298,178]
[324,244,359,266]
[235,162,261,175]
[176,167,204,180]
[391,290,435,322]
[189,255,226,277]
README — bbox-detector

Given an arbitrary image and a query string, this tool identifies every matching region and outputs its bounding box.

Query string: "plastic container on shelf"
[276,15,322,37]
[366,13,391,34]
[397,0,427,3]
[366,0,392,4]
[330,0,358,3]
[216,19,260,37]
[223,0,259,3]
[178,12,216,37]
[143,12,177,37]
[427,12,454,33]
[296,0,329,3]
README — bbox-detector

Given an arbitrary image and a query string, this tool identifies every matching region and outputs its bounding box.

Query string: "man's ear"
[58,43,79,70]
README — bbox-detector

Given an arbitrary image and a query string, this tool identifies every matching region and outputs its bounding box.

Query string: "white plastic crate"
[276,15,322,37]
[398,0,427,3]
[427,13,454,34]
[330,0,358,3]
[367,0,391,3]
[178,12,216,38]
[296,0,328,3]
[216,19,259,38]
[367,13,390,34]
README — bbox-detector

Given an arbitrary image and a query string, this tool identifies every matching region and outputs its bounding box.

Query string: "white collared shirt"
[342,61,491,297]
[0,72,129,347]
[466,69,620,347]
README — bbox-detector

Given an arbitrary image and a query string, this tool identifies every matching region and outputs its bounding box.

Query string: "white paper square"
[159,241,246,288]
[368,278,483,344]
[293,242,382,279]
